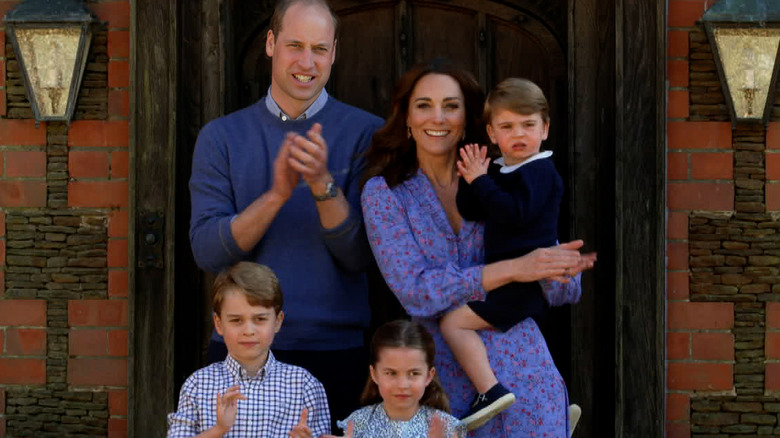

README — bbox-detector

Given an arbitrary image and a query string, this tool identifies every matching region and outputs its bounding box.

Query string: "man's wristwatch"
[312,181,339,201]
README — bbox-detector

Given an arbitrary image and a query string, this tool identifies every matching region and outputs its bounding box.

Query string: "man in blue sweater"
[188,0,383,431]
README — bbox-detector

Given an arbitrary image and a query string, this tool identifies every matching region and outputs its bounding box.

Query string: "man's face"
[265,3,337,117]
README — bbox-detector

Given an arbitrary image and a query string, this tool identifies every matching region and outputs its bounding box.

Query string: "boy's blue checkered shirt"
[167,351,330,437]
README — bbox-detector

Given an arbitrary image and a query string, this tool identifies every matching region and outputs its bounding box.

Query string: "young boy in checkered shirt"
[167,262,330,438]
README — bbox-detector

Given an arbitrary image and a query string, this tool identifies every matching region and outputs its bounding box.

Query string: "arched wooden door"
[143,0,665,436]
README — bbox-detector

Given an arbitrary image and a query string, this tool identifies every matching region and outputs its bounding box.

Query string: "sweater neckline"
[256,96,336,126]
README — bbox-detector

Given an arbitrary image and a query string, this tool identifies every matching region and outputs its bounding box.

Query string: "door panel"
[330,5,397,117]
[410,5,478,71]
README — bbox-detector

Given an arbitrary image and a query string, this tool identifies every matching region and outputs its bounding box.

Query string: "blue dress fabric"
[361,171,580,437]
[337,404,464,438]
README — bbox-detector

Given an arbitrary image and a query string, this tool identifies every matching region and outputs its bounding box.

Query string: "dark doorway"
[130,0,666,437]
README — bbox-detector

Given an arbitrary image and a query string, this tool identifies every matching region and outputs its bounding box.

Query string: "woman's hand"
[482,240,595,292]
[515,240,596,283]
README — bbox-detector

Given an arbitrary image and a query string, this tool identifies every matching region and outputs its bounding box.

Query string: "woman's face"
[406,73,466,163]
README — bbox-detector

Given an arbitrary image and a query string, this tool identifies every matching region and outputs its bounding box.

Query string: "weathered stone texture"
[5,389,108,437]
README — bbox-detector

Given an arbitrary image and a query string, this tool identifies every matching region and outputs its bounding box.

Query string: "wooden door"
[155,1,665,437]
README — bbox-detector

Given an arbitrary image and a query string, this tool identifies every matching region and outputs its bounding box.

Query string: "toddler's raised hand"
[456,144,490,184]
[215,385,247,434]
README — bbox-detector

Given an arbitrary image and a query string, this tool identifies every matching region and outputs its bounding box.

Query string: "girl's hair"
[362,58,488,188]
[360,320,451,413]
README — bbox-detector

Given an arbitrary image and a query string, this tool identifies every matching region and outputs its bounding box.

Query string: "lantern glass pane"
[14,27,82,118]
[714,27,780,121]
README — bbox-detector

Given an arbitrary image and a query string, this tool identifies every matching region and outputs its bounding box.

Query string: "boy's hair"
[360,320,451,413]
[484,77,549,124]
[212,262,283,315]
[269,0,339,40]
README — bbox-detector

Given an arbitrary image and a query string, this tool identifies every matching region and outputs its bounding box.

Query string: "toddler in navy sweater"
[440,78,563,430]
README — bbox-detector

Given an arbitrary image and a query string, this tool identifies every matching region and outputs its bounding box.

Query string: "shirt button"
[281,115,288,121]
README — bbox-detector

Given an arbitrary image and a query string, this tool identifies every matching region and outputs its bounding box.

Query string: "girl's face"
[370,346,435,421]
[406,73,466,164]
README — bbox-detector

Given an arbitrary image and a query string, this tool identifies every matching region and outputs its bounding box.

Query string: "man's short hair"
[212,262,284,315]
[269,0,339,40]
[484,78,550,123]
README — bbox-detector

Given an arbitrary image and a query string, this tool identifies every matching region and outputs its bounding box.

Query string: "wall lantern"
[702,0,780,125]
[3,0,96,123]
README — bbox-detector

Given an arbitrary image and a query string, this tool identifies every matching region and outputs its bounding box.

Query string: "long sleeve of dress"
[541,275,582,307]
[361,176,485,318]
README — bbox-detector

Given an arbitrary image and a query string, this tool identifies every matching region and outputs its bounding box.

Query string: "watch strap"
[312,181,338,201]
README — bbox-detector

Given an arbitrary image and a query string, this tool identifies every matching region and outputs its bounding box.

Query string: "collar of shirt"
[495,150,554,174]
[223,350,277,381]
[264,87,329,121]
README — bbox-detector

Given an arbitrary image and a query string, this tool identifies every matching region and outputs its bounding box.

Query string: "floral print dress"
[337,404,464,438]
[361,171,580,438]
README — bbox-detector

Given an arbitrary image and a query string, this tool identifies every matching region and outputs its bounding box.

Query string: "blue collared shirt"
[167,351,330,437]
[265,87,329,121]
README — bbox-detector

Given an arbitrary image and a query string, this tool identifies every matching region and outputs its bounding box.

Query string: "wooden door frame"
[130,0,666,436]
[568,0,666,436]
[131,0,178,436]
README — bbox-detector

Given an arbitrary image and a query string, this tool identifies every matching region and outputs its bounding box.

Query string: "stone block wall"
[668,1,780,437]
[0,1,131,437]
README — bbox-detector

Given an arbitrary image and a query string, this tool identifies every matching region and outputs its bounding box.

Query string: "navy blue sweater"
[189,97,383,350]
[456,157,562,263]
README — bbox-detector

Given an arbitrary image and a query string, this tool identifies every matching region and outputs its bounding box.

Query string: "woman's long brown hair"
[362,58,488,188]
[360,320,451,413]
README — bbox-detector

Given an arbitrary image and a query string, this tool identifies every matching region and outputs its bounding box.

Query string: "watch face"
[325,182,337,197]
[314,181,338,201]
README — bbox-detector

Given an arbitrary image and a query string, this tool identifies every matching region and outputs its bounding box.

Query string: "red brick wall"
[668,1,780,437]
[0,1,130,437]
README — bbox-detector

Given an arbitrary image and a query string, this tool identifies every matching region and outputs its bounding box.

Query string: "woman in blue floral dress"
[360,59,594,438]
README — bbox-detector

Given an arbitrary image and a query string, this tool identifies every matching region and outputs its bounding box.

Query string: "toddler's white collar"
[495,150,554,174]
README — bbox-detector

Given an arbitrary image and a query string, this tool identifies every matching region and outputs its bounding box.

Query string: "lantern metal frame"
[3,0,97,123]
[702,0,780,126]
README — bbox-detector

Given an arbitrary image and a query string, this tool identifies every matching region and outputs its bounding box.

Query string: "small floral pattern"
[337,404,464,438]
[361,171,578,438]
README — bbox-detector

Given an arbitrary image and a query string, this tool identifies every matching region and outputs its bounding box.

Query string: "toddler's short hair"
[212,262,283,315]
[484,78,549,123]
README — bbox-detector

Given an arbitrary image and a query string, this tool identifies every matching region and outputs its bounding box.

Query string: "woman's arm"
[362,177,485,317]
[361,177,592,318]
